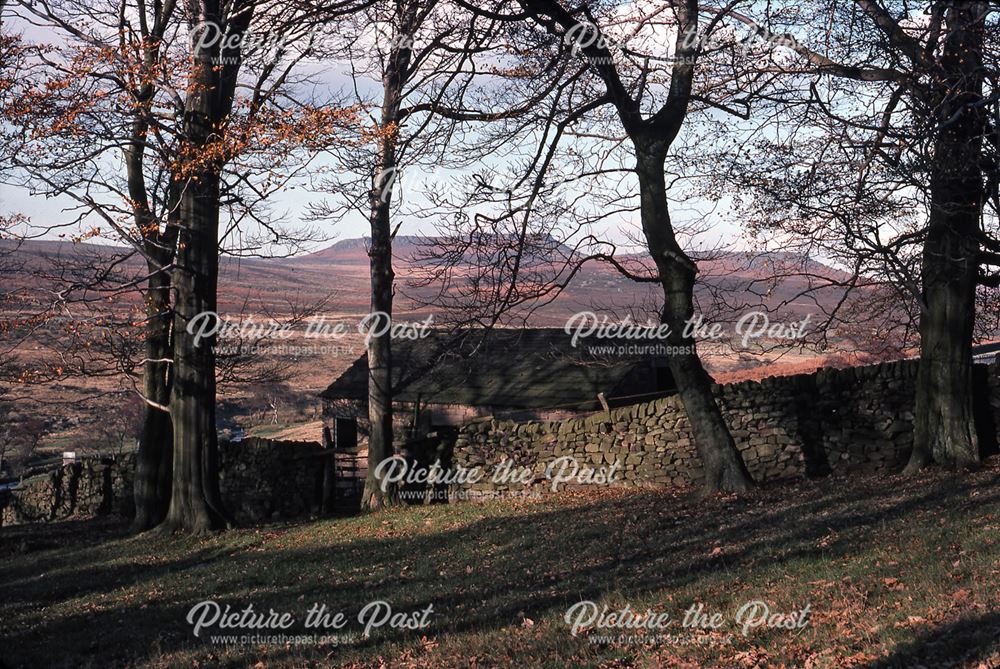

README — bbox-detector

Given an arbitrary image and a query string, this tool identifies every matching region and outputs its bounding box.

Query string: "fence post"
[321,425,335,515]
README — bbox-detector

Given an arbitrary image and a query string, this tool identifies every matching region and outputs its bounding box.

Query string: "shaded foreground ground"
[3,463,1000,668]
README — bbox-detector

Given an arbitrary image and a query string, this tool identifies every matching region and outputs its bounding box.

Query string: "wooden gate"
[331,450,366,511]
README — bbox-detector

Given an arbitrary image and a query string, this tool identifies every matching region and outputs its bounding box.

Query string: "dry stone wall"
[218,438,326,523]
[3,361,998,523]
[451,360,1000,496]
[0,455,134,526]
[0,438,325,527]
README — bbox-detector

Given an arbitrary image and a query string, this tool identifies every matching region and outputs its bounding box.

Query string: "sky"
[0,2,760,256]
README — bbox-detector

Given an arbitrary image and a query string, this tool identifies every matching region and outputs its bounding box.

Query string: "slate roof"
[319,328,674,411]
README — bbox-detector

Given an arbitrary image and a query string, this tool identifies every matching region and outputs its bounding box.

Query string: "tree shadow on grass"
[2,467,999,668]
[0,516,128,558]
[863,612,1000,669]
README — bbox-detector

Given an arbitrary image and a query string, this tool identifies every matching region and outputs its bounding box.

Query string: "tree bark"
[906,1,987,472]
[160,0,251,533]
[131,259,174,531]
[122,0,179,532]
[162,168,230,533]
[635,145,753,492]
[361,1,419,511]
[361,153,398,512]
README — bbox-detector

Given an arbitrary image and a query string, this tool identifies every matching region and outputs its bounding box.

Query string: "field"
[3,462,999,668]
[1,236,873,465]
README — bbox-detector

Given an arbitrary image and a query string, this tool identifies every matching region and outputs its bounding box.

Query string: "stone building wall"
[982,363,1000,454]
[321,397,588,450]
[450,360,1000,497]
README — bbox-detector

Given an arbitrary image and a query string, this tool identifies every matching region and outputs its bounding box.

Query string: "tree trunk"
[160,0,249,532]
[131,260,174,531]
[361,1,419,511]
[162,167,230,533]
[635,145,753,492]
[906,1,987,472]
[362,264,397,510]
[361,133,400,512]
[125,64,178,531]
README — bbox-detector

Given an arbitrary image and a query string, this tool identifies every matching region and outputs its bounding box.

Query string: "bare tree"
[417,0,770,491]
[163,0,364,533]
[721,0,999,471]
[361,0,421,511]
[4,0,360,533]
[310,0,518,509]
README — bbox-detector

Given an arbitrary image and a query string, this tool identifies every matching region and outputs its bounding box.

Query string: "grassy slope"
[2,464,1000,669]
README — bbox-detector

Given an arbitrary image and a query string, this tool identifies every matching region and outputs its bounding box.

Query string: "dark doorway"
[973,366,998,457]
[655,365,678,394]
[334,417,358,451]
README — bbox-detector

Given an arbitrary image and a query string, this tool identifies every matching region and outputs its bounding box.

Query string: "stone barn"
[319,328,681,454]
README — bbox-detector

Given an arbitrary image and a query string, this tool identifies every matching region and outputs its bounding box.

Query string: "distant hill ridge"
[2,236,851,322]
